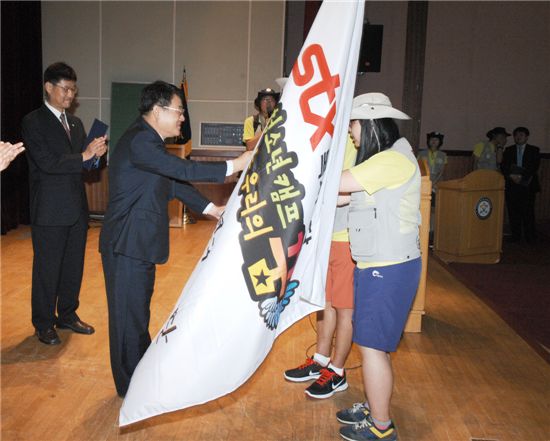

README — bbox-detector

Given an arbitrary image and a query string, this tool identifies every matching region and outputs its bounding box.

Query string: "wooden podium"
[434,170,504,264]
[166,142,192,227]
[404,160,431,333]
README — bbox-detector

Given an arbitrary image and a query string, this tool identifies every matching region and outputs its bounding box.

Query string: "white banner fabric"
[120,0,364,426]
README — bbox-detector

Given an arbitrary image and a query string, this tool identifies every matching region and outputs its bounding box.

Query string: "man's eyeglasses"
[54,83,78,95]
[162,106,185,117]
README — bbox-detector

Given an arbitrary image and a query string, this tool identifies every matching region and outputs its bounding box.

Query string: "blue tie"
[517,146,524,167]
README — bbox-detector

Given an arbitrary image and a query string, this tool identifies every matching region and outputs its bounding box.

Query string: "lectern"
[434,170,504,264]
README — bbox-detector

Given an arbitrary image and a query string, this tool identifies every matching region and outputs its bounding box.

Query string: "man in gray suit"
[100,81,252,397]
[22,62,107,345]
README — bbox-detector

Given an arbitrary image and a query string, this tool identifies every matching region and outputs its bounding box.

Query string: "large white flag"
[120,0,364,426]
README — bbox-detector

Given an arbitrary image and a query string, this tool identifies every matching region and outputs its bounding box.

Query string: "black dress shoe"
[36,328,61,345]
[56,319,95,335]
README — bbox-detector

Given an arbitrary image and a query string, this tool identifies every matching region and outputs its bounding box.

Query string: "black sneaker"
[339,415,397,441]
[284,357,323,382]
[305,367,348,399]
[336,402,370,425]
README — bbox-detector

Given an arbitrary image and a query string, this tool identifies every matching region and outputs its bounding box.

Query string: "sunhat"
[254,88,280,109]
[351,92,410,120]
[486,127,510,139]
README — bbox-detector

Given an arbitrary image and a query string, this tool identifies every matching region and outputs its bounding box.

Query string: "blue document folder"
[83,118,109,170]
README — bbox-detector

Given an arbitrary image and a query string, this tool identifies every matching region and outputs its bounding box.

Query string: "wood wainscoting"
[84,150,550,222]
[442,151,550,221]
[187,149,242,219]
[83,148,240,218]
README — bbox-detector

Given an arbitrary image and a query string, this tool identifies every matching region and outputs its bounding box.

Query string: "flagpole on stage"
[178,67,196,225]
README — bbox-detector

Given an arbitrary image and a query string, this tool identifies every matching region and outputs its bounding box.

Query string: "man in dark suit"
[99,81,252,397]
[21,62,107,345]
[501,126,541,242]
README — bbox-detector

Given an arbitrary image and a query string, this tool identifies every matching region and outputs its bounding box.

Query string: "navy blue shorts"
[352,258,421,352]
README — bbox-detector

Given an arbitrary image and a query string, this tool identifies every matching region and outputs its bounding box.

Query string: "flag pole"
[180,67,196,224]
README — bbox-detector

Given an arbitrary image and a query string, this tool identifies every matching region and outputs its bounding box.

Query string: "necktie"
[60,113,71,139]
[517,145,524,167]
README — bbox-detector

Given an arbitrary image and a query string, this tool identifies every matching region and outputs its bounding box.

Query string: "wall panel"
[41,0,285,214]
[421,2,550,151]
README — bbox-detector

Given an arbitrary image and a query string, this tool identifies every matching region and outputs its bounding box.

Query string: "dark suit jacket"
[501,144,541,192]
[99,117,227,264]
[21,104,88,226]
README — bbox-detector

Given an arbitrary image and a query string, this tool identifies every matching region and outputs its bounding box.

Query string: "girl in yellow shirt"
[336,93,422,441]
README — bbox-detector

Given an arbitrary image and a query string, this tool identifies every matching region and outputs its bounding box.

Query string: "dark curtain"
[303,1,322,41]
[1,1,42,234]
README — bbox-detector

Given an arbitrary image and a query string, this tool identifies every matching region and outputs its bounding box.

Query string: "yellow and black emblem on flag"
[237,104,306,329]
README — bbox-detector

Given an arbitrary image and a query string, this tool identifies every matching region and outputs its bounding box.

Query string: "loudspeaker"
[358,24,383,73]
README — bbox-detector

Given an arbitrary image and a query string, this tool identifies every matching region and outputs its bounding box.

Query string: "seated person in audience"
[417,131,447,203]
[472,127,509,170]
[0,141,25,171]
[242,88,280,151]
[501,126,541,242]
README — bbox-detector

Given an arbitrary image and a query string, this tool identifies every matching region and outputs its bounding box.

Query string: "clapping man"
[22,62,107,345]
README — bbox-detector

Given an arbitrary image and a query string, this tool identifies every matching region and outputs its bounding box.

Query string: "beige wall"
[355,1,408,112]
[43,1,549,153]
[421,1,550,152]
[353,1,549,152]
[42,1,285,148]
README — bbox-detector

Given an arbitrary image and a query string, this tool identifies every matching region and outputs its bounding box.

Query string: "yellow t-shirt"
[349,150,416,268]
[332,136,357,242]
[473,141,492,158]
[350,150,415,193]
[242,115,255,142]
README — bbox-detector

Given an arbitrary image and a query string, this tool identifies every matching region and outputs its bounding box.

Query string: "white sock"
[371,416,391,430]
[313,352,330,367]
[328,362,344,376]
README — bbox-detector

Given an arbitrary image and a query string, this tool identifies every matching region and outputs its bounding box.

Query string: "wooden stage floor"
[2,222,549,441]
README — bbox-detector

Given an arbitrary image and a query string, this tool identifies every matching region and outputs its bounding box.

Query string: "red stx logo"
[292,44,340,151]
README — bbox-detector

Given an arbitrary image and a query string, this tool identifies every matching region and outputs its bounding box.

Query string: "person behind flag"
[417,131,447,242]
[336,93,421,441]
[416,131,447,200]
[242,88,280,151]
[283,136,357,399]
[472,126,509,170]
[99,80,253,397]
[21,61,107,345]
